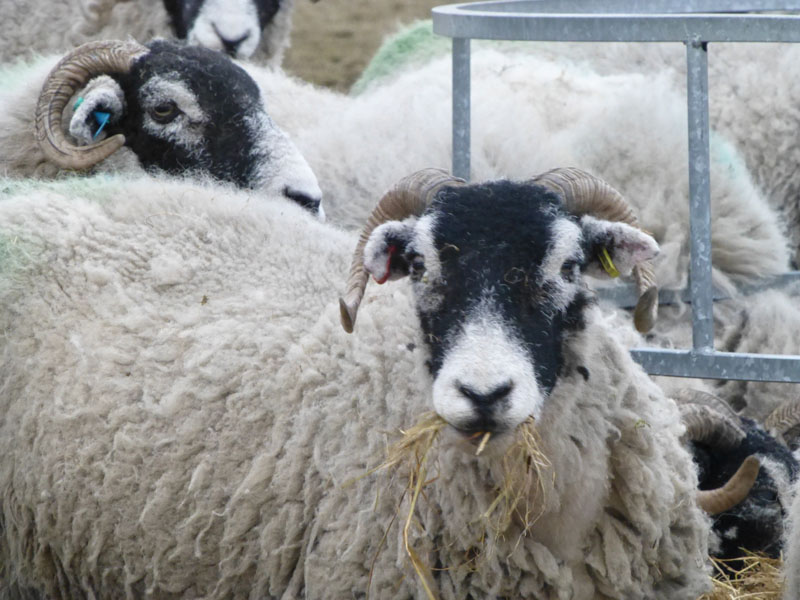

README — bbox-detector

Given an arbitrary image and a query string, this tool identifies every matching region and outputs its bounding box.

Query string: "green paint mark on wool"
[0,54,54,90]
[351,20,450,95]
[0,174,128,203]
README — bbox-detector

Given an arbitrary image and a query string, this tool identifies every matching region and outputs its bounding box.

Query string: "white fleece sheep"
[0,174,710,599]
[0,0,294,66]
[246,47,790,295]
[483,38,800,267]
[355,21,800,265]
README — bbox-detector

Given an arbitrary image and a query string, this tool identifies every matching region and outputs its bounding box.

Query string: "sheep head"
[163,0,288,59]
[341,168,659,439]
[34,39,322,216]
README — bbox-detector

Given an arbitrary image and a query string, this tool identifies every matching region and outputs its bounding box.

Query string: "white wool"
[0,176,710,599]
[246,47,790,293]
[0,0,293,66]
[785,473,800,600]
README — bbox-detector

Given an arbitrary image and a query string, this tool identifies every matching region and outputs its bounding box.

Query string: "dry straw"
[369,412,551,599]
[698,552,784,600]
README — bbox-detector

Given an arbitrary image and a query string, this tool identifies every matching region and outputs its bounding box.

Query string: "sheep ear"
[580,215,658,277]
[68,75,126,146]
[363,221,415,284]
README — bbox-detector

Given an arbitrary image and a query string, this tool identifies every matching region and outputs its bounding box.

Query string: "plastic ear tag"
[599,247,620,278]
[92,111,111,139]
[73,96,85,110]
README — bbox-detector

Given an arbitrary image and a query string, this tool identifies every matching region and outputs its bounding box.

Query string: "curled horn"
[530,167,658,333]
[339,168,465,333]
[679,404,746,450]
[696,455,760,515]
[764,398,800,447]
[675,388,741,421]
[676,389,744,450]
[34,39,149,171]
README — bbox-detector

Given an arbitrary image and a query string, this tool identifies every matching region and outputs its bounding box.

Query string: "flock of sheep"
[0,1,799,598]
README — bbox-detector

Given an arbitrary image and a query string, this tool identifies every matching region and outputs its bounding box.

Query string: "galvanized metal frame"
[432,0,800,382]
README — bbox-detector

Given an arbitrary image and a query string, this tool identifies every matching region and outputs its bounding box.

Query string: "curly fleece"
[0,176,709,599]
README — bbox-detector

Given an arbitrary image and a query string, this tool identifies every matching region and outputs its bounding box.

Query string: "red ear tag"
[373,245,397,284]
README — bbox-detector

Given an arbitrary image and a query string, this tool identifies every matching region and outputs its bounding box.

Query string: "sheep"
[0,0,296,64]
[676,389,799,564]
[0,167,720,599]
[355,20,800,266]
[0,38,323,216]
[247,45,790,297]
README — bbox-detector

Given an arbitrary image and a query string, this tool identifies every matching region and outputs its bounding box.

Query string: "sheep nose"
[458,382,514,409]
[214,26,250,56]
[284,186,324,217]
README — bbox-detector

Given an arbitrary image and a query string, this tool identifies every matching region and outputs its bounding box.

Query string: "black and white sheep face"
[364,181,658,437]
[68,40,322,216]
[163,0,281,58]
[694,419,799,561]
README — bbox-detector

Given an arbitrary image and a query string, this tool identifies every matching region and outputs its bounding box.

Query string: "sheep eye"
[150,101,179,124]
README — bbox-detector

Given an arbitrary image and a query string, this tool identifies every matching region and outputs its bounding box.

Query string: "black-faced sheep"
[0,169,715,599]
[0,39,322,216]
[0,0,297,64]
[676,389,799,564]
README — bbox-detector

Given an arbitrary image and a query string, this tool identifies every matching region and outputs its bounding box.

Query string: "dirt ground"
[284,0,456,91]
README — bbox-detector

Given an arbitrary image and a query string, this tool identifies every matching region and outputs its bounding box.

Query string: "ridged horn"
[34,39,149,170]
[530,167,658,333]
[679,403,746,450]
[764,399,800,447]
[339,168,465,333]
[697,455,760,515]
[675,388,741,421]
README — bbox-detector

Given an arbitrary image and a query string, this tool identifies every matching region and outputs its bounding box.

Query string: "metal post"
[685,39,714,352]
[452,37,471,180]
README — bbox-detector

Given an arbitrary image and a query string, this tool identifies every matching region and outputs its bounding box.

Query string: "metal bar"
[595,271,800,309]
[686,40,714,352]
[447,0,800,13]
[452,37,471,180]
[630,348,800,382]
[432,10,800,43]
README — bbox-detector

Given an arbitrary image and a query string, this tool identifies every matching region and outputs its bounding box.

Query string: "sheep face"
[66,40,322,216]
[694,418,799,561]
[363,180,658,438]
[163,0,282,58]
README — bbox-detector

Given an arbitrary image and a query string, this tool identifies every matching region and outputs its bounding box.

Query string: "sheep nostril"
[284,187,322,215]
[213,25,250,56]
[458,382,514,406]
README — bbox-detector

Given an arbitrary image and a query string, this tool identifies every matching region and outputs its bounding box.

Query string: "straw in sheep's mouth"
[367,413,551,599]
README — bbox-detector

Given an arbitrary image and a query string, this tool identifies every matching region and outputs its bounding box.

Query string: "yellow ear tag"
[599,247,620,278]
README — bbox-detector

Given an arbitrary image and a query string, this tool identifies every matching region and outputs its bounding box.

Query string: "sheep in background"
[354,21,800,266]
[676,389,799,563]
[0,39,322,215]
[0,169,715,599]
[0,0,298,64]
[247,46,790,295]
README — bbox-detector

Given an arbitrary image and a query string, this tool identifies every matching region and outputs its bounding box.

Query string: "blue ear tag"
[92,111,111,140]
